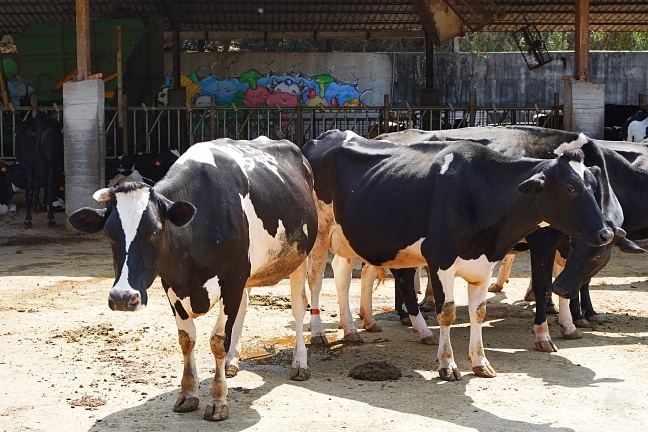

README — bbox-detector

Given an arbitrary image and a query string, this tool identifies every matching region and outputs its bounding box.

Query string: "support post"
[75,0,91,81]
[574,0,590,81]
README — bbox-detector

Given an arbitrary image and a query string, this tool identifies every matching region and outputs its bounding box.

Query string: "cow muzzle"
[108,291,142,312]
[591,228,614,247]
[551,280,579,300]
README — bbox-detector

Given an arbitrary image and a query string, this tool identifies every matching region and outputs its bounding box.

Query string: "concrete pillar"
[63,79,105,221]
[563,77,605,139]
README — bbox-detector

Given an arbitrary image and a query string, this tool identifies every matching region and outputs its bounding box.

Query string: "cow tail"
[374,267,388,290]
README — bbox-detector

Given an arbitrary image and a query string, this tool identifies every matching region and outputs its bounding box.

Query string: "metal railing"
[1,101,561,159]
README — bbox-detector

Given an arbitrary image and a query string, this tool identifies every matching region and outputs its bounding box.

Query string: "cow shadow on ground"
[89,345,577,432]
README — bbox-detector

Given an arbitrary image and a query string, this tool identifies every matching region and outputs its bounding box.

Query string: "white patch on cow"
[176,142,217,167]
[166,278,220,319]
[52,199,64,210]
[553,133,588,155]
[215,142,283,182]
[378,238,427,268]
[440,153,454,175]
[569,160,586,180]
[627,117,648,142]
[302,223,308,238]
[343,130,362,143]
[170,149,180,158]
[538,221,550,227]
[111,187,150,297]
[11,183,18,192]
[0,203,17,215]
[107,169,145,188]
[240,193,286,276]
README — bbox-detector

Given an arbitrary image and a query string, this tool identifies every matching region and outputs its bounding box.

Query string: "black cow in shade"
[303,129,612,381]
[14,112,64,227]
[68,137,317,421]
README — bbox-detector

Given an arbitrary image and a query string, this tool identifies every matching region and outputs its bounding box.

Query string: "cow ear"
[587,165,601,179]
[68,208,107,233]
[517,173,546,196]
[166,201,196,227]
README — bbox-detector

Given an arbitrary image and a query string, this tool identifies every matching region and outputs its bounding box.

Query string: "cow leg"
[222,288,250,378]
[24,171,34,227]
[359,264,381,332]
[331,255,361,341]
[172,314,200,414]
[391,268,437,345]
[468,280,496,378]
[432,267,461,381]
[290,261,310,381]
[527,229,561,352]
[204,316,229,421]
[418,266,435,313]
[569,295,590,328]
[44,167,56,226]
[558,297,582,339]
[488,253,515,292]
[580,284,605,323]
[307,229,331,345]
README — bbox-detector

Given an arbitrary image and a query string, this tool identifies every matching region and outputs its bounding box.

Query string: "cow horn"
[92,188,112,202]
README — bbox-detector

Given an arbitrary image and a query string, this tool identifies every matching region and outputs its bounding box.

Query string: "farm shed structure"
[1,0,647,217]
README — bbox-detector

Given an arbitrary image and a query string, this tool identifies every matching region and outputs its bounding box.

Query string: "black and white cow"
[68,137,317,421]
[385,127,643,351]
[14,112,64,227]
[303,129,612,381]
[0,161,18,215]
[622,110,648,142]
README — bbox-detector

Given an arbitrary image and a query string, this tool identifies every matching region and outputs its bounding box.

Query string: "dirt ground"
[1,202,648,432]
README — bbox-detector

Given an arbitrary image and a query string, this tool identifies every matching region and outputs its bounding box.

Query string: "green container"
[13,19,146,103]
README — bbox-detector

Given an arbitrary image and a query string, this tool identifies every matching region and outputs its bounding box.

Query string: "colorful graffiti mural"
[155,66,366,109]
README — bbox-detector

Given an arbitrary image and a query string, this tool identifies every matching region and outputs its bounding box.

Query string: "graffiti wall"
[159,52,393,107]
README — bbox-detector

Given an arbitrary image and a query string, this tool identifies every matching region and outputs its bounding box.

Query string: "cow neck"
[488,158,550,261]
[603,148,648,233]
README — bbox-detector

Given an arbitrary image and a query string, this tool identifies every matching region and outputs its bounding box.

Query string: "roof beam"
[166,30,426,40]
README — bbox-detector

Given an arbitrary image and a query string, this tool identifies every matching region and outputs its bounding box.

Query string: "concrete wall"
[166,51,648,108]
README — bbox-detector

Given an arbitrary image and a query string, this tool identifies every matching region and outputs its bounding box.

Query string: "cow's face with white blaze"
[522,149,614,247]
[68,182,196,311]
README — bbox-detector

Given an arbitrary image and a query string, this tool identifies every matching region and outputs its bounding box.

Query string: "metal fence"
[0,101,561,159]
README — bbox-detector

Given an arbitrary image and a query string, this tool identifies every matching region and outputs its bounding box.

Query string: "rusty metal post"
[114,26,129,155]
[75,0,91,80]
[574,0,590,81]
[469,93,476,127]
[296,104,303,147]
[383,94,390,133]
[553,92,561,129]
[172,28,181,90]
[209,95,215,140]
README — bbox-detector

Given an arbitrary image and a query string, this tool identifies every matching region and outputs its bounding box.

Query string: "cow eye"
[566,184,576,193]
[152,228,162,237]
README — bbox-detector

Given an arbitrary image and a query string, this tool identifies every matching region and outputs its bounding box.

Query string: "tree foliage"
[171,31,648,53]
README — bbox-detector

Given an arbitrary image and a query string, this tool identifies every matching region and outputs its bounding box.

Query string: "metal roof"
[1,1,647,43]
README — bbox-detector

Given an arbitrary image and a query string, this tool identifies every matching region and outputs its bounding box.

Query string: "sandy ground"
[1,203,648,432]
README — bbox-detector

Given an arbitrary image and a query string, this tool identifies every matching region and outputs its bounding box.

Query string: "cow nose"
[598,228,614,245]
[108,292,141,311]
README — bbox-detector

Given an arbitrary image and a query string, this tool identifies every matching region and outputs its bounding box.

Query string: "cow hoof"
[290,366,310,381]
[225,365,239,378]
[48,220,56,227]
[173,395,200,413]
[472,365,497,378]
[487,283,504,293]
[203,402,229,421]
[438,367,462,381]
[310,334,329,345]
[24,220,33,228]
[418,300,436,313]
[562,329,583,340]
[420,335,439,345]
[574,319,591,328]
[523,290,536,302]
[363,322,382,332]
[400,317,412,326]
[546,305,559,315]
[586,313,606,323]
[534,340,558,352]
[344,331,363,343]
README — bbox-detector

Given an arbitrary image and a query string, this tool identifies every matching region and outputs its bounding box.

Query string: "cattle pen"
[1,194,647,431]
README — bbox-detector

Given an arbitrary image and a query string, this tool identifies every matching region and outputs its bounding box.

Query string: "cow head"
[517,149,614,248]
[68,182,196,311]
